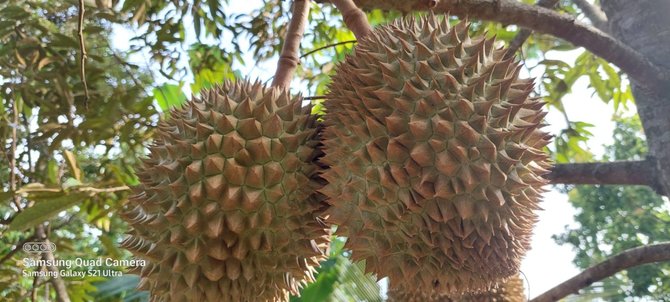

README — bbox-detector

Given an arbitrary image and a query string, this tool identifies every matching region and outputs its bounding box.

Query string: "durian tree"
[2,0,670,301]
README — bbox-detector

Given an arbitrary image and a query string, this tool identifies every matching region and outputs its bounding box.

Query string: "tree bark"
[600,0,670,197]
[548,161,661,191]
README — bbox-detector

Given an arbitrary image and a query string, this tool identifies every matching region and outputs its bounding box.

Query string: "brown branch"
[331,0,372,39]
[547,160,661,190]
[355,0,668,90]
[572,0,608,32]
[77,0,89,107]
[504,0,560,60]
[36,225,70,302]
[531,242,670,302]
[23,276,46,302]
[301,40,358,59]
[272,0,312,90]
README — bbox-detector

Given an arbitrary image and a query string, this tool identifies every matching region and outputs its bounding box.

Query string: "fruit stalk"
[331,0,372,39]
[272,0,311,89]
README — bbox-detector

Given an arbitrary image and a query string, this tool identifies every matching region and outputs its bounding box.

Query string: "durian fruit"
[387,274,526,302]
[121,80,331,302]
[321,14,551,294]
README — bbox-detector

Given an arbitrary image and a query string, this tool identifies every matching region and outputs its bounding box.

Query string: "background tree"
[1,0,669,301]
[554,116,670,301]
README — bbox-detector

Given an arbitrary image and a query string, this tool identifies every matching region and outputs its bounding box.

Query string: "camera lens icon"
[23,242,56,254]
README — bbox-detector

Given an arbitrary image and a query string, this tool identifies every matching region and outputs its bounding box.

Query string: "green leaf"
[62,177,82,190]
[0,191,13,203]
[8,193,86,231]
[153,83,187,112]
[295,264,339,301]
[47,160,59,185]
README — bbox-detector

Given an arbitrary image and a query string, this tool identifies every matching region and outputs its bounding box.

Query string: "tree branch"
[352,0,668,90]
[9,99,23,212]
[272,0,312,90]
[36,225,70,302]
[531,242,670,302]
[547,160,662,192]
[504,0,560,60]
[77,0,89,108]
[301,40,357,58]
[572,0,608,32]
[330,0,372,39]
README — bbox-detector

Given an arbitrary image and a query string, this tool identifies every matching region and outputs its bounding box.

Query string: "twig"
[13,185,130,195]
[504,0,560,60]
[75,185,130,193]
[0,234,37,266]
[77,0,89,107]
[19,276,48,302]
[30,275,40,302]
[0,217,73,268]
[301,40,357,58]
[330,0,372,39]
[531,242,670,302]
[0,216,14,225]
[110,51,142,87]
[272,0,312,90]
[572,0,608,32]
[303,95,328,100]
[359,0,668,90]
[9,100,23,212]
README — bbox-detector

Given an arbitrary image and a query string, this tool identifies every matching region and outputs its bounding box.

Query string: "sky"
[111,1,623,299]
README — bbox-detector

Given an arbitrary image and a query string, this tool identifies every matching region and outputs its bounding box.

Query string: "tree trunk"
[600,0,670,196]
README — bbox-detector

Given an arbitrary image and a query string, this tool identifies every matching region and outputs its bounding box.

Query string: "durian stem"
[531,242,670,302]
[330,0,372,39]
[272,0,311,90]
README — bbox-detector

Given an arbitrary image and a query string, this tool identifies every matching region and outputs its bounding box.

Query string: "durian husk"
[321,14,551,295]
[387,274,526,302]
[121,80,331,302]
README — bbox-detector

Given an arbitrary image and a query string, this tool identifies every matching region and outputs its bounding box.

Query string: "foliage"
[291,237,381,302]
[554,116,670,301]
[0,0,659,300]
[1,0,155,300]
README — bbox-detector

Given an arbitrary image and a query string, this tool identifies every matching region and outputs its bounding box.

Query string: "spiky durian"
[121,80,331,302]
[387,274,526,302]
[321,15,551,294]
